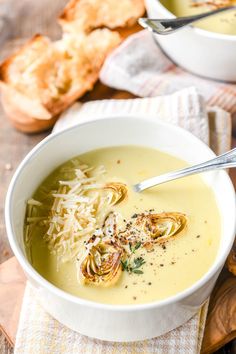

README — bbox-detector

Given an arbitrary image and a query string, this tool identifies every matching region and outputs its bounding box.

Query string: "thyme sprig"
[129,241,141,253]
[121,242,145,275]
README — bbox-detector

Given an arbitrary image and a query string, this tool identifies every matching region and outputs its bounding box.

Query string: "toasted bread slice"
[0,29,121,131]
[59,0,145,33]
[0,35,54,123]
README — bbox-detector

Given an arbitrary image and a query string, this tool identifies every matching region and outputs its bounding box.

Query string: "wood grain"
[202,271,236,354]
[227,241,236,276]
[0,258,26,346]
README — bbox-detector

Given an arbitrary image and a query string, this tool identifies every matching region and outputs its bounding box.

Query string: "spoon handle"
[134,148,236,192]
[139,6,236,35]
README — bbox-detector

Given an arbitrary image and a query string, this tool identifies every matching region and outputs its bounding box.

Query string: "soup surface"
[25,146,220,305]
[160,0,236,35]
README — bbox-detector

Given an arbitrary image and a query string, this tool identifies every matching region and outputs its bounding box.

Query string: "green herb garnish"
[133,257,145,269]
[129,241,141,253]
[121,242,145,275]
[121,259,129,270]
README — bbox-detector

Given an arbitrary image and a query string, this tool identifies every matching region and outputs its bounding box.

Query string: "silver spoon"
[133,147,236,193]
[139,6,236,35]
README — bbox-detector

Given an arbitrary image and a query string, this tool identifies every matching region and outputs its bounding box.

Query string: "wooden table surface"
[0,83,236,354]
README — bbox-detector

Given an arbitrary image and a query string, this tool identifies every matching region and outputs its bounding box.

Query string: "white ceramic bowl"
[5,116,236,342]
[145,0,236,82]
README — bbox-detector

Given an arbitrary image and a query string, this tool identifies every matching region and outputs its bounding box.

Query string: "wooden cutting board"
[0,254,236,354]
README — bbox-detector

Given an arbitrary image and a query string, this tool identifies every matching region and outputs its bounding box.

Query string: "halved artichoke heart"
[79,238,123,287]
[141,212,187,242]
[104,182,127,206]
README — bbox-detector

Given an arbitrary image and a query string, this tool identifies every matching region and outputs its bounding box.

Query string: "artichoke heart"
[142,212,187,242]
[104,182,127,205]
[118,212,187,247]
[79,238,123,287]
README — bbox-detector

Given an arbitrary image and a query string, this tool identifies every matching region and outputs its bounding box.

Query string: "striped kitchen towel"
[100,30,236,115]
[15,87,231,354]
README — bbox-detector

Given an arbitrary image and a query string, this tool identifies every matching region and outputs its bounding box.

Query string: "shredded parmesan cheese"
[25,162,126,264]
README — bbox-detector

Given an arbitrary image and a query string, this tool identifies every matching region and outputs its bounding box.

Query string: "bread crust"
[0,0,141,132]
[0,35,50,83]
[59,0,145,32]
[0,30,121,132]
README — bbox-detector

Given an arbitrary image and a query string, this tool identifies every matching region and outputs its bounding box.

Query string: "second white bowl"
[145,0,236,82]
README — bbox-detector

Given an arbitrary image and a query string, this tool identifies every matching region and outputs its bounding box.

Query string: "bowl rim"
[154,0,236,41]
[5,115,236,311]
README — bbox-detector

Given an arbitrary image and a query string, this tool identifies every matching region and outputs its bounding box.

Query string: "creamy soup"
[24,146,220,305]
[160,0,236,35]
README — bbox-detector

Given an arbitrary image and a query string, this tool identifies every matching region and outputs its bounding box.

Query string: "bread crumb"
[5,163,12,171]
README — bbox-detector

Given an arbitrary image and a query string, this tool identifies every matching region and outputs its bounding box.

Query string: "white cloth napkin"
[55,86,209,139]
[99,30,236,115]
[15,87,231,354]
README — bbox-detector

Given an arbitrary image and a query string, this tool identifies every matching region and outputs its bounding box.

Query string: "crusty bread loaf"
[0,30,121,132]
[59,0,145,33]
[0,0,144,133]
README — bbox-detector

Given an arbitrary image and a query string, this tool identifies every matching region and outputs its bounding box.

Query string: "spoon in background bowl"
[134,147,236,192]
[139,6,236,35]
